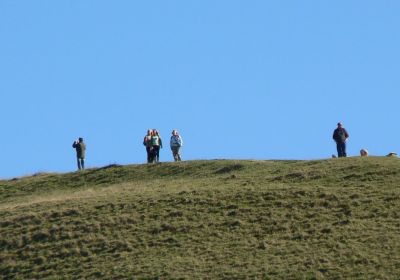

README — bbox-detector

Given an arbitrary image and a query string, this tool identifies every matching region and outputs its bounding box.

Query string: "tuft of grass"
[0,157,400,279]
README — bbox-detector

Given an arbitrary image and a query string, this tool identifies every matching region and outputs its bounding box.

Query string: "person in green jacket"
[72,137,86,170]
[151,129,163,163]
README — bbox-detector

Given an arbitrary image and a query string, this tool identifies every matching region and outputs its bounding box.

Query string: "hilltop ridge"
[1,158,399,279]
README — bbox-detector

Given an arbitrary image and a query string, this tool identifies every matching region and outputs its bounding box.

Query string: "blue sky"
[1,1,399,178]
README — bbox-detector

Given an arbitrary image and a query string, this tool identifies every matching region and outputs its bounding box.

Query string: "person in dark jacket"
[143,129,153,163]
[72,137,86,170]
[332,122,349,157]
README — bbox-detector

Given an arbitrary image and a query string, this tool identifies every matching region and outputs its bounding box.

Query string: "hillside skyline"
[1,158,400,278]
[1,1,399,178]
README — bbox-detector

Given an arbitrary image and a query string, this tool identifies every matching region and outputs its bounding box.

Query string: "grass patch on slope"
[1,158,400,279]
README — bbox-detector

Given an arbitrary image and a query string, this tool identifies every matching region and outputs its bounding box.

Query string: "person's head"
[78,137,83,143]
[360,149,368,157]
[153,129,158,135]
[147,129,152,135]
[337,122,343,128]
[172,129,178,136]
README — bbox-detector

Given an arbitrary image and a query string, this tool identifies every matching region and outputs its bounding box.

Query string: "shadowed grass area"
[1,157,400,279]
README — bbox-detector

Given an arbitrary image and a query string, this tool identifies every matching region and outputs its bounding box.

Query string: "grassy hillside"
[1,158,400,279]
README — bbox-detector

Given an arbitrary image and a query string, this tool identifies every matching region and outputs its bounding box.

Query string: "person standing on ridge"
[72,137,86,170]
[151,129,163,163]
[170,129,183,161]
[332,122,349,157]
[143,129,153,163]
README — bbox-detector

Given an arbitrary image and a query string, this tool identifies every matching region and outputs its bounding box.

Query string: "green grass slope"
[1,158,400,279]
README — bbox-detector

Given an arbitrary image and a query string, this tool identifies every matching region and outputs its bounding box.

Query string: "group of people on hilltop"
[143,129,183,164]
[70,129,183,170]
[70,122,394,171]
[143,129,163,163]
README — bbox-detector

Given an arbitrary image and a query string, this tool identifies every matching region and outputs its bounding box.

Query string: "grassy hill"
[1,158,400,279]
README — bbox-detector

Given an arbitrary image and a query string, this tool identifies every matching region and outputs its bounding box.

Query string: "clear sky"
[1,1,399,178]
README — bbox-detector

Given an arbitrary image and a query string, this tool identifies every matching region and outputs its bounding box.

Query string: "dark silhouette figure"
[72,137,86,170]
[333,122,349,157]
[143,130,153,163]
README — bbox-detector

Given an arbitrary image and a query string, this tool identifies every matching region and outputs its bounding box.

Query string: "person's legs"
[175,147,181,161]
[146,147,152,163]
[152,146,160,162]
[149,148,155,163]
[336,142,342,157]
[336,143,340,157]
[337,142,347,157]
[80,158,85,169]
[171,147,176,161]
[150,147,158,163]
[341,142,347,157]
[172,147,178,161]
[77,158,82,170]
